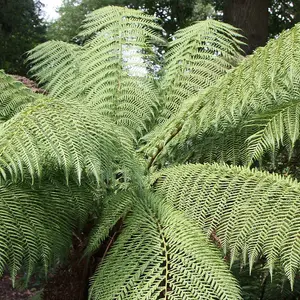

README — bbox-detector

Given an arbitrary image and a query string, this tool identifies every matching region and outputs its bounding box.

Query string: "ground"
[0,275,40,300]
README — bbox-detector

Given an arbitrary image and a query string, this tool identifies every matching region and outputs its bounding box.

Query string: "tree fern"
[89,193,241,300]
[153,163,300,286]
[29,6,165,138]
[2,5,300,300]
[78,6,164,137]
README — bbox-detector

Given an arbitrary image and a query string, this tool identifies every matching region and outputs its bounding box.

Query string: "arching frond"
[160,20,243,119]
[85,191,133,255]
[145,23,300,166]
[0,181,94,283]
[0,99,137,184]
[0,71,38,122]
[77,6,164,136]
[152,163,300,286]
[246,100,300,164]
[89,193,241,300]
[27,41,82,99]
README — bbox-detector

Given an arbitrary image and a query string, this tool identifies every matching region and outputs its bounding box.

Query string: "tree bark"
[223,0,269,54]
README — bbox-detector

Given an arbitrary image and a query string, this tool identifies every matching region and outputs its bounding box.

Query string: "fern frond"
[160,20,243,119]
[0,180,94,283]
[152,163,300,286]
[27,41,82,99]
[145,23,300,165]
[85,191,133,255]
[77,6,164,136]
[0,99,137,184]
[89,193,241,299]
[176,125,251,165]
[246,100,300,164]
[0,70,38,122]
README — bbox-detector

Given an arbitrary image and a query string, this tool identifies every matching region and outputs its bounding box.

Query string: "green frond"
[160,20,243,119]
[27,41,82,99]
[0,99,137,184]
[85,191,133,255]
[145,23,300,165]
[175,125,251,165]
[77,6,164,136]
[0,180,94,283]
[246,100,300,164]
[0,70,39,122]
[89,193,241,299]
[152,163,300,286]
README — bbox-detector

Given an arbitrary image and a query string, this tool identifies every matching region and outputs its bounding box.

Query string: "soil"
[0,275,40,300]
[10,75,46,94]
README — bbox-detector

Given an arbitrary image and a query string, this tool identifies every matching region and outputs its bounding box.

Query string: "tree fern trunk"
[223,0,268,54]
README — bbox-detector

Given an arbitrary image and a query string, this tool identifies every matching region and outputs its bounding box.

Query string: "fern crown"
[1,5,300,300]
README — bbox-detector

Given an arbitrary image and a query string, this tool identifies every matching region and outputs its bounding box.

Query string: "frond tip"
[160,20,244,119]
[78,6,164,137]
[153,163,300,287]
[27,41,81,100]
[89,193,241,300]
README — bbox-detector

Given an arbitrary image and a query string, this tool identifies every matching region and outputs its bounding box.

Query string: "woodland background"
[1,0,300,75]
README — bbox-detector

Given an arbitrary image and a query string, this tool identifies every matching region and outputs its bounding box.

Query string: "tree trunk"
[223,0,269,54]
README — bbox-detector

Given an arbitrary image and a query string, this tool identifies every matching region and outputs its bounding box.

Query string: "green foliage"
[85,191,134,255]
[2,5,300,300]
[160,19,243,119]
[29,6,164,138]
[0,71,38,122]
[89,193,241,300]
[152,163,300,286]
[144,22,300,167]
[27,41,82,100]
[0,180,94,283]
[0,97,136,184]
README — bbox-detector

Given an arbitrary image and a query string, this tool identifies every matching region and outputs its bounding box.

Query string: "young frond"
[152,163,300,286]
[85,191,133,255]
[77,6,165,137]
[89,193,241,300]
[145,23,300,166]
[0,99,137,184]
[27,41,82,99]
[0,181,94,283]
[0,70,38,122]
[160,20,244,119]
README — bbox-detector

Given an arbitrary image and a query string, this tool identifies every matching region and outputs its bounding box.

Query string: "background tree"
[209,0,300,53]
[0,0,46,75]
[223,0,268,54]
[47,0,214,41]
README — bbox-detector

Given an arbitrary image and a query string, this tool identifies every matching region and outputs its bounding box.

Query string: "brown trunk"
[223,0,269,54]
